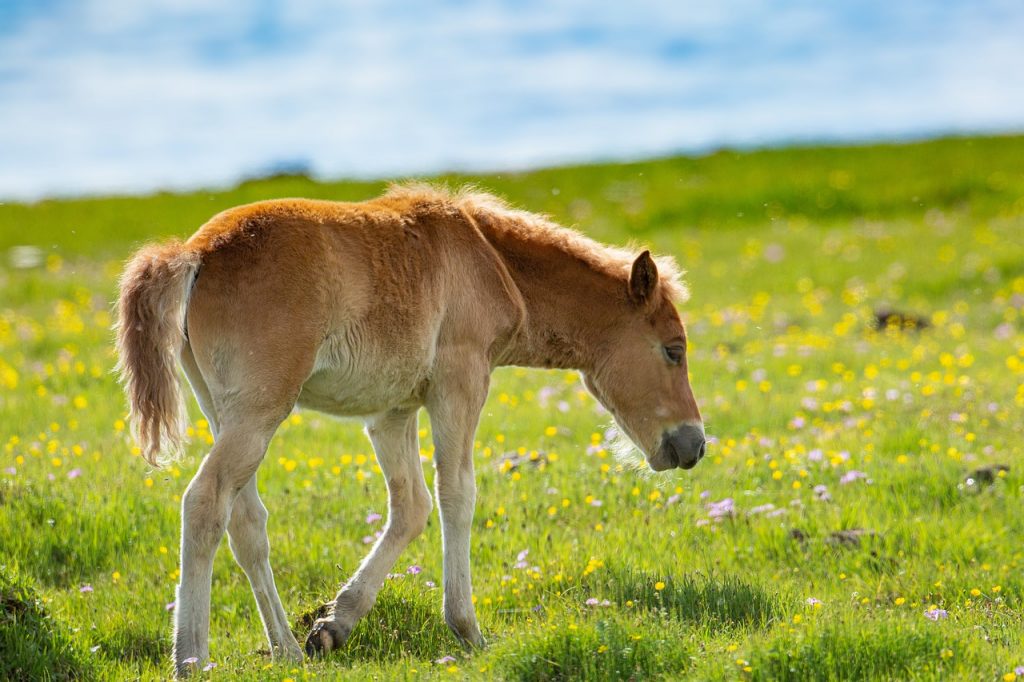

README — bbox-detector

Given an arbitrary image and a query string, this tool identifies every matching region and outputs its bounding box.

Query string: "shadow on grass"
[750,626,979,681]
[92,625,167,665]
[489,618,692,682]
[294,579,457,665]
[582,567,783,629]
[1,565,95,680]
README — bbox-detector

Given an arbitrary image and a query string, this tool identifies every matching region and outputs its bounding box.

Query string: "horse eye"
[663,345,685,365]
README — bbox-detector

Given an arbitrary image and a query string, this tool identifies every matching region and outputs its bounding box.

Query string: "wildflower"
[67,468,82,479]
[425,581,436,588]
[183,657,199,665]
[166,601,176,611]
[706,497,735,519]
[407,565,422,575]
[515,549,529,569]
[895,597,906,606]
[813,484,831,501]
[748,503,775,516]
[806,597,822,607]
[79,584,93,593]
[90,645,101,653]
[924,608,948,621]
[203,662,216,671]
[435,655,456,665]
[365,512,382,524]
[2,467,15,475]
[654,581,666,591]
[839,470,868,485]
[585,598,600,606]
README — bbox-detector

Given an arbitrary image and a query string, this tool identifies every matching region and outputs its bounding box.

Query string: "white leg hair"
[173,419,278,676]
[305,408,432,655]
[227,476,302,662]
[426,361,488,648]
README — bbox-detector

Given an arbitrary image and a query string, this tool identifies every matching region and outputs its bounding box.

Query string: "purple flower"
[806,597,822,606]
[1015,666,1024,675]
[813,484,832,502]
[407,565,422,575]
[589,499,603,507]
[361,535,375,544]
[365,512,383,524]
[79,584,93,593]
[165,600,176,611]
[808,449,823,462]
[183,657,199,665]
[2,467,15,475]
[748,503,775,516]
[425,580,436,588]
[706,498,735,519]
[924,608,948,621]
[67,468,82,479]
[585,597,600,606]
[515,549,529,568]
[435,655,456,665]
[203,662,217,671]
[788,416,806,430]
[840,470,868,485]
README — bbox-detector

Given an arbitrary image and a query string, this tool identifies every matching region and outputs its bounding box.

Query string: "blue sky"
[1,0,1023,199]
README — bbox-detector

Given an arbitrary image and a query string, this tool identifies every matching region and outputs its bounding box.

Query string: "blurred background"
[1,0,1023,201]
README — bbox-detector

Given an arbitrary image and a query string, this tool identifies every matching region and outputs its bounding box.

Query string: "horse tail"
[115,241,201,467]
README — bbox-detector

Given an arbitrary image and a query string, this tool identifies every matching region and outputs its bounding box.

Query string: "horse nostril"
[697,440,706,460]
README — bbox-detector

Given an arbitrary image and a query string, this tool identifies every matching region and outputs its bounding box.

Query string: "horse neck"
[482,227,625,371]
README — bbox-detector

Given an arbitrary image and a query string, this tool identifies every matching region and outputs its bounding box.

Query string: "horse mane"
[383,182,689,303]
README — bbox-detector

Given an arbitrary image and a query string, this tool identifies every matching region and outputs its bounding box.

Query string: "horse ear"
[629,250,659,305]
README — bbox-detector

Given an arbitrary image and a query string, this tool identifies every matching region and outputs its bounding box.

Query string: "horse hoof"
[304,618,350,657]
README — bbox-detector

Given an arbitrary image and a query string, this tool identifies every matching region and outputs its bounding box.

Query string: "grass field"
[2,135,1024,680]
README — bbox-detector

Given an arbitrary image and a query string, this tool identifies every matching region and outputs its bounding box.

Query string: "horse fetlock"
[272,640,305,663]
[445,611,484,649]
[304,617,352,657]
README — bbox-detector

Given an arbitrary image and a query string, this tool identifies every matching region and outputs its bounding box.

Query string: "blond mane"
[383,182,689,304]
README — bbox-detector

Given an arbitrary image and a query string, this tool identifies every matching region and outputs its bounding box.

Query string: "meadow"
[2,134,1024,680]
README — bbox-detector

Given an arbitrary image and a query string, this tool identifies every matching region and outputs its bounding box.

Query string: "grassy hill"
[1,135,1023,680]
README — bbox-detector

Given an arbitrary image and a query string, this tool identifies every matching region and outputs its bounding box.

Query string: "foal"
[116,185,705,675]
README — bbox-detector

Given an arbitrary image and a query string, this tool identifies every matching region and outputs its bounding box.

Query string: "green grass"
[1,134,1023,680]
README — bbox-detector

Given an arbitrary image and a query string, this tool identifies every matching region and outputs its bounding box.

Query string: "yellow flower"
[895,597,906,606]
[654,581,665,591]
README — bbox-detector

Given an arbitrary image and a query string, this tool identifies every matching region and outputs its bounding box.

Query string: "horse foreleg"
[427,364,488,648]
[305,408,432,656]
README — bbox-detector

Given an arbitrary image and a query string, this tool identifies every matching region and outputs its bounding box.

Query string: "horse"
[115,184,705,675]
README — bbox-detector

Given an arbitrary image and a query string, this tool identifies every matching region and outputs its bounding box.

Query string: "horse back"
[182,197,524,416]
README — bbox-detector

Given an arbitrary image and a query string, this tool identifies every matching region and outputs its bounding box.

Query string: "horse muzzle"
[652,424,706,471]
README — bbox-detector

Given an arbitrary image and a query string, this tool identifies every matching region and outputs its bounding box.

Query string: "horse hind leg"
[227,476,303,662]
[181,340,301,661]
[181,341,219,436]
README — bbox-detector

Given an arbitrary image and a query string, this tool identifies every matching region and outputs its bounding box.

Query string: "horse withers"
[115,184,705,675]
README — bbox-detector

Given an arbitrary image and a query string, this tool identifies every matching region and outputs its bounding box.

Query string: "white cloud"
[0,0,1023,199]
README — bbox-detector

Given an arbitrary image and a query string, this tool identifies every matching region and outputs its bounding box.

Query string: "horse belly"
[296,334,433,417]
